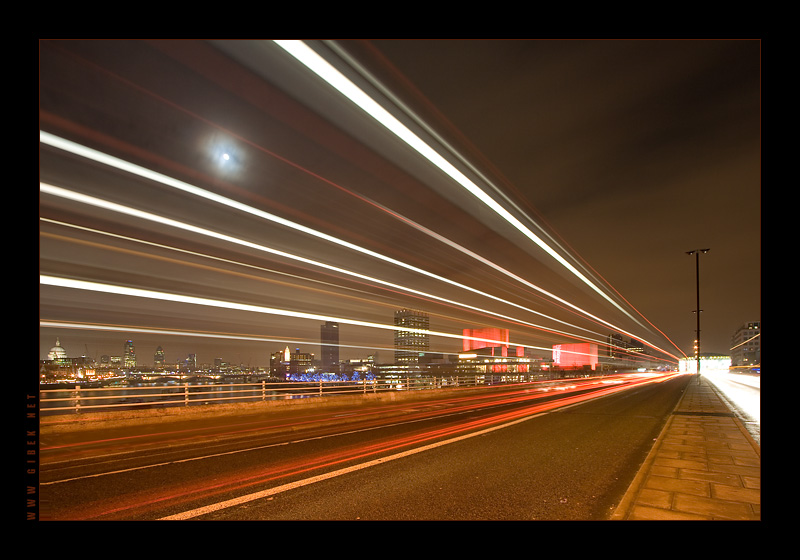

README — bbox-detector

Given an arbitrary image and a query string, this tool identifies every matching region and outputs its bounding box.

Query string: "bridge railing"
[38,375,503,415]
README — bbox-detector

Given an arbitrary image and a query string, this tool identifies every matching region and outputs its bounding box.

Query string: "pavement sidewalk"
[612,375,761,521]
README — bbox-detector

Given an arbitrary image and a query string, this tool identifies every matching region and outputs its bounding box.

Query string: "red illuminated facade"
[552,343,598,370]
[462,328,523,357]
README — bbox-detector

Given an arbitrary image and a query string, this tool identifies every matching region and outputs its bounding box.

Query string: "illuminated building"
[394,309,429,367]
[123,339,136,369]
[606,333,626,358]
[627,338,645,356]
[270,347,289,377]
[154,346,166,368]
[731,321,760,369]
[341,355,376,378]
[552,343,598,371]
[601,334,660,370]
[179,353,197,372]
[47,338,69,364]
[289,348,314,375]
[462,327,524,357]
[457,328,533,381]
[320,321,340,372]
[271,346,315,378]
[213,357,229,372]
[457,351,534,382]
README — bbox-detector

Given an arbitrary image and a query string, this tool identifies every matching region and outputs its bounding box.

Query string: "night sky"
[39,39,760,367]
[359,40,760,351]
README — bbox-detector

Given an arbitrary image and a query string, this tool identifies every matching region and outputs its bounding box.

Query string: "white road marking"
[159,410,549,520]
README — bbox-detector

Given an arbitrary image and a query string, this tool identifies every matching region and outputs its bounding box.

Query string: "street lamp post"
[686,249,710,379]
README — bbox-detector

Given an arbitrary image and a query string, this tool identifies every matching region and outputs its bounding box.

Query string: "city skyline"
[39,315,530,368]
[40,328,397,368]
[41,312,754,369]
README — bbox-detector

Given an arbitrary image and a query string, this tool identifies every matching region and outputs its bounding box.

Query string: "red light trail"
[41,372,683,520]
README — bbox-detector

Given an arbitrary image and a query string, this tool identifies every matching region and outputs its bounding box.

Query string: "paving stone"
[646,474,710,497]
[612,377,760,521]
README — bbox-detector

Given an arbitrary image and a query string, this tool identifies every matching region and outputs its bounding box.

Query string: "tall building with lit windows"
[394,309,429,366]
[154,346,166,368]
[320,321,340,372]
[731,321,760,369]
[123,339,136,369]
[606,333,627,358]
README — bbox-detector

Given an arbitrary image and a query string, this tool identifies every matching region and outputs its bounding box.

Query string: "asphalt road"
[39,373,691,521]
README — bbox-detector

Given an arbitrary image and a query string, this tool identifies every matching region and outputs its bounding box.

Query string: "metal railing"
[39,375,508,415]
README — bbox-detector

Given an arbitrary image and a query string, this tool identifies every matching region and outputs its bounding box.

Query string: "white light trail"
[324,42,634,346]
[38,320,399,356]
[730,333,760,351]
[348,195,656,345]
[41,218,660,365]
[39,133,575,324]
[273,40,638,323]
[39,275,554,353]
[38,186,606,345]
[40,131,667,356]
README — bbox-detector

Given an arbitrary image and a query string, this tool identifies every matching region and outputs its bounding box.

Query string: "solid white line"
[159,410,547,520]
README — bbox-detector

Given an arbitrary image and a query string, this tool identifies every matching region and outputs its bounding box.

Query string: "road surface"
[40,373,691,520]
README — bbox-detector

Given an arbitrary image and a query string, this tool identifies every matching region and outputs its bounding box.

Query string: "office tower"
[154,346,165,368]
[124,339,136,369]
[394,309,429,366]
[606,333,626,358]
[321,321,340,372]
[290,347,314,375]
[731,321,760,368]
